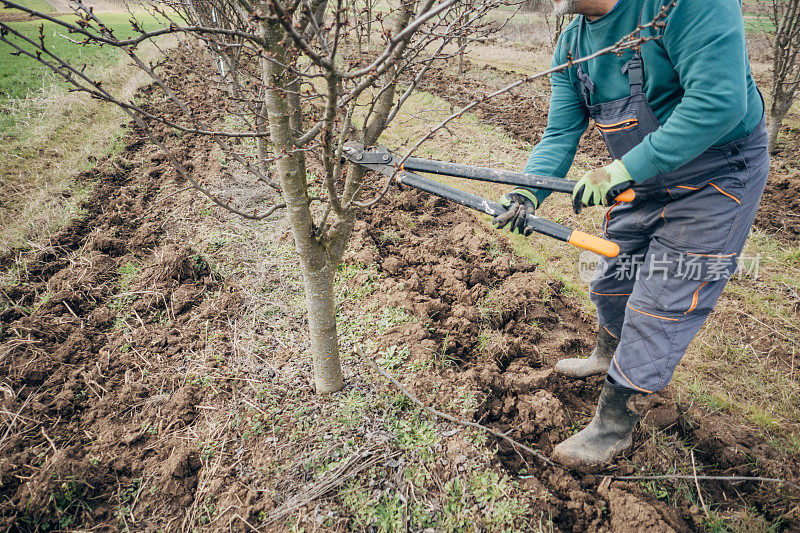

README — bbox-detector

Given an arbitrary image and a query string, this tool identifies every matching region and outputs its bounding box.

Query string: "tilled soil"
[413,62,620,171]
[0,58,243,528]
[416,62,800,240]
[756,123,800,239]
[348,188,800,531]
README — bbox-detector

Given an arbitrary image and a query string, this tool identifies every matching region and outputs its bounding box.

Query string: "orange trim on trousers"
[708,182,741,204]
[612,354,655,394]
[627,303,679,322]
[684,281,708,314]
[602,325,619,339]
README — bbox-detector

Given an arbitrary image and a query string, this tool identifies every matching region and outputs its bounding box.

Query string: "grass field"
[1,0,55,16]
[0,13,161,124]
[0,10,166,254]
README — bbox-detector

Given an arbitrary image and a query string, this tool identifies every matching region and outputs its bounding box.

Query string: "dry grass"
[466,41,555,75]
[0,34,172,256]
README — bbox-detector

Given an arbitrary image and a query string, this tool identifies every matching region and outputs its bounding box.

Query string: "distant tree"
[520,0,571,45]
[520,0,544,11]
[763,0,800,153]
[552,11,571,44]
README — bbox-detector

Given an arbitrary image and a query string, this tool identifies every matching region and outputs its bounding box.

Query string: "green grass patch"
[2,0,56,16]
[0,12,165,257]
[0,0,55,17]
[0,13,160,107]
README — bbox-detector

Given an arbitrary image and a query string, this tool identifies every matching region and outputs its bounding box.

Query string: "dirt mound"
[350,186,800,530]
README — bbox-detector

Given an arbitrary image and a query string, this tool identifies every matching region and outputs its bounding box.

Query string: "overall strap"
[621,53,644,96]
[575,16,595,106]
[620,2,648,96]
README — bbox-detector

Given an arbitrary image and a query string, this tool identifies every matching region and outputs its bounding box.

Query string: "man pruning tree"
[495,0,768,471]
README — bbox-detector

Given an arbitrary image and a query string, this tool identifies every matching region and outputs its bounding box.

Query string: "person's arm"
[521,38,589,205]
[621,0,751,182]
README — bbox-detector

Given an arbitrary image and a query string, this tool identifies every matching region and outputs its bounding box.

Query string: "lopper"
[342,143,634,258]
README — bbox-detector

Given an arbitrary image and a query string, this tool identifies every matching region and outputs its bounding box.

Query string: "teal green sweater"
[524,0,763,204]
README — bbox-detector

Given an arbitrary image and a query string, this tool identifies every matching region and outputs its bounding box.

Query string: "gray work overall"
[575,14,769,393]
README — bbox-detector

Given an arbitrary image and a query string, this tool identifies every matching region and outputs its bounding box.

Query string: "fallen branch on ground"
[610,474,800,491]
[366,353,800,492]
[366,354,556,467]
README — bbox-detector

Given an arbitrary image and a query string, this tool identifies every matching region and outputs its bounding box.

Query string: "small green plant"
[33,290,53,311]
[115,478,141,529]
[337,389,368,428]
[376,344,408,371]
[391,414,437,459]
[379,229,401,243]
[117,261,140,290]
[640,480,670,502]
[198,494,217,525]
[468,470,527,528]
[198,440,218,460]
[24,476,91,530]
[207,233,228,252]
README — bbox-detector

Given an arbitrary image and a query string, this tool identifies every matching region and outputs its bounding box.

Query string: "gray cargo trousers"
[592,118,769,393]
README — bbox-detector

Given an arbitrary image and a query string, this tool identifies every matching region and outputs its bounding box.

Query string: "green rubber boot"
[554,327,619,378]
[551,379,650,473]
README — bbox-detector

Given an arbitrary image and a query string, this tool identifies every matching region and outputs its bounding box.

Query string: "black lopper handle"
[401,157,635,203]
[397,171,620,257]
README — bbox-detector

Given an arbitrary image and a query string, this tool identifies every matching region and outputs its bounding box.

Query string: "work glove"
[572,160,634,214]
[493,188,539,236]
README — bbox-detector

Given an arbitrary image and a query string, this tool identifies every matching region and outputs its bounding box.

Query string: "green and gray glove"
[493,189,539,236]
[572,160,634,214]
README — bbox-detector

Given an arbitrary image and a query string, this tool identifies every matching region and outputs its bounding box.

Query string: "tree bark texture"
[768,105,788,154]
[769,0,800,154]
[261,20,343,393]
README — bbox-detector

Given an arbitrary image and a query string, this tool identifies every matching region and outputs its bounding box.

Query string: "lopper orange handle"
[615,189,636,202]
[568,230,620,258]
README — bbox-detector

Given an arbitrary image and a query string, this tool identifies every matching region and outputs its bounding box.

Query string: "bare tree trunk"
[353,0,362,58]
[768,0,800,154]
[457,35,465,75]
[261,21,343,393]
[767,116,780,154]
[256,101,270,175]
[554,14,569,44]
[768,96,791,154]
[365,0,372,48]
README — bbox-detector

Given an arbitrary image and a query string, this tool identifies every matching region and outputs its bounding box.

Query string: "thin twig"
[367,355,555,467]
[611,474,800,491]
[265,445,398,525]
[62,301,80,321]
[232,513,261,532]
[691,451,710,519]
[0,391,36,451]
[41,427,58,454]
